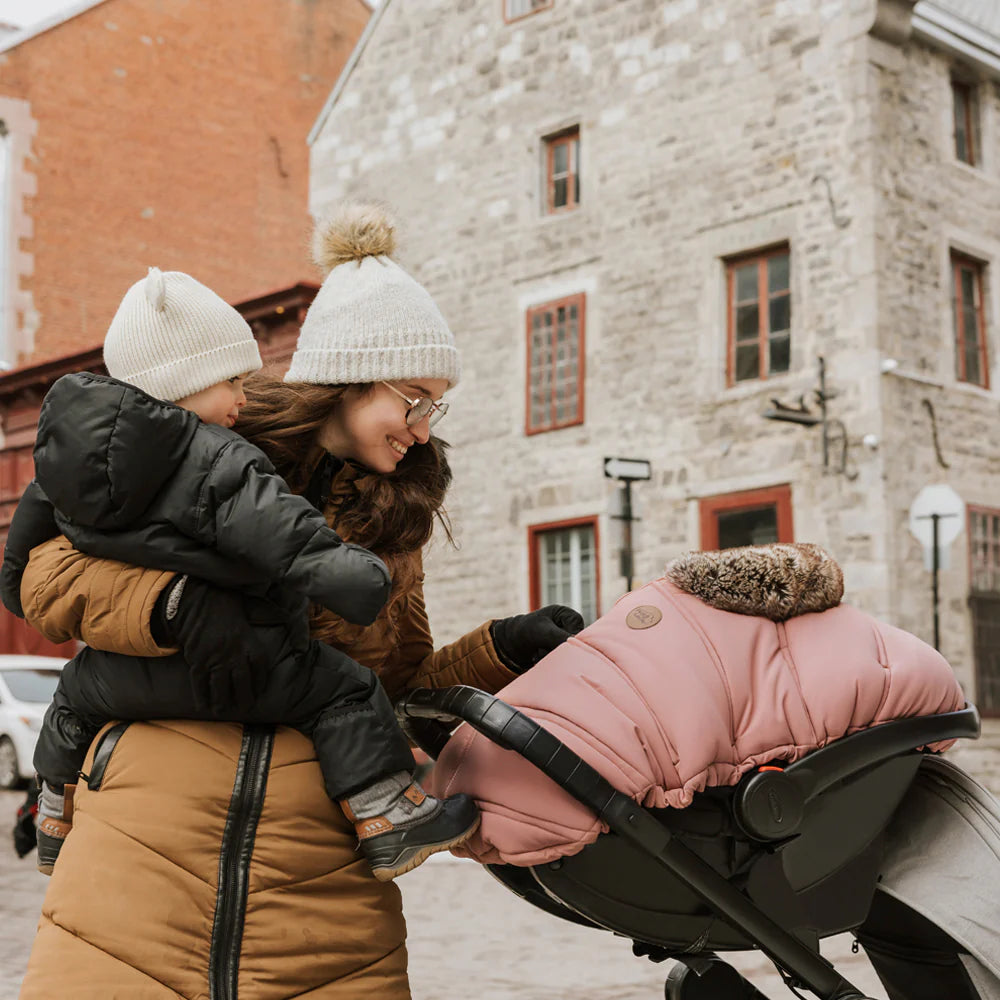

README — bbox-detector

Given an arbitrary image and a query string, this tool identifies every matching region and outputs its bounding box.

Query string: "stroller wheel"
[664,958,761,999]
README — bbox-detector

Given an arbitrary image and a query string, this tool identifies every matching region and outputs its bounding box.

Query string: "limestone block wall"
[870,35,1000,694]
[309,0,994,663]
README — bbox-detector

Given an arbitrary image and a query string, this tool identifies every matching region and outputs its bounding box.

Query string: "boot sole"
[370,814,481,882]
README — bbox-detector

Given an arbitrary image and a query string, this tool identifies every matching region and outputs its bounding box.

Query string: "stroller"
[397,684,986,1000]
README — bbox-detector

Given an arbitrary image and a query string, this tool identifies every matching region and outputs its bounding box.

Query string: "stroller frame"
[397,685,980,1000]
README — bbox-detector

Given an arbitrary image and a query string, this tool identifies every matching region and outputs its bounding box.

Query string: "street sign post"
[604,457,651,591]
[908,484,965,651]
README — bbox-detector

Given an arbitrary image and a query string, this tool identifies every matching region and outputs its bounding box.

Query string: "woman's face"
[318,378,450,473]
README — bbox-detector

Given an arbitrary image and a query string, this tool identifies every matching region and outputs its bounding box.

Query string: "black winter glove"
[490,604,585,673]
[12,784,38,859]
[154,576,273,715]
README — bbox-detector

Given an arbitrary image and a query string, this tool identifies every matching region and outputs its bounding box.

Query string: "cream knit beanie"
[103,268,263,402]
[284,202,460,388]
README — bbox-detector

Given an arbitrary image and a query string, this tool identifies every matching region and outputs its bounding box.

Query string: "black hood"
[34,373,199,530]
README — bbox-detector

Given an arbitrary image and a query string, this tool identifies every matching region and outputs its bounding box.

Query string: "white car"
[0,655,67,789]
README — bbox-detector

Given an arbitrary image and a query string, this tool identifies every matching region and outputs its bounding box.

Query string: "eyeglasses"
[381,381,449,428]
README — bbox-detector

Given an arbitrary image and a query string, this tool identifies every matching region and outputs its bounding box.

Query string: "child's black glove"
[490,605,585,673]
[12,784,39,858]
[154,576,272,715]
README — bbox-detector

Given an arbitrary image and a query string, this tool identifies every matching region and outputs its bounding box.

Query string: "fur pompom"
[144,267,166,312]
[665,542,844,621]
[312,202,397,274]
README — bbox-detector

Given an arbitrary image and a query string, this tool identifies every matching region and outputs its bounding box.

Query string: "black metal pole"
[932,512,940,652]
[818,356,829,470]
[622,480,634,592]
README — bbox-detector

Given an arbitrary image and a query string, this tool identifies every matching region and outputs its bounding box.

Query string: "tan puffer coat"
[18,535,515,1000]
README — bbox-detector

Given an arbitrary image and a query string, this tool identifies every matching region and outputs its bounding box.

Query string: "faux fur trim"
[665,543,844,621]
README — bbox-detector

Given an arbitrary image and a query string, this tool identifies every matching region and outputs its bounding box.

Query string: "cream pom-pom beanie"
[284,202,460,388]
[103,268,262,402]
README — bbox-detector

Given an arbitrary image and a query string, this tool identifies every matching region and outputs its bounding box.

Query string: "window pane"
[552,177,568,209]
[734,263,757,302]
[553,143,568,176]
[769,294,790,334]
[538,525,597,626]
[965,328,982,385]
[769,333,790,374]
[736,303,758,342]
[717,506,779,549]
[953,84,971,163]
[961,267,976,306]
[735,343,759,382]
[768,254,789,294]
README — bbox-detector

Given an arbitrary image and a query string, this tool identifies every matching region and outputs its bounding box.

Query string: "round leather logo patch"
[625,605,662,630]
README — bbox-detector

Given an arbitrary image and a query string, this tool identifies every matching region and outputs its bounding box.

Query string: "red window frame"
[545,127,580,214]
[952,252,990,388]
[952,79,977,166]
[503,0,553,25]
[725,245,791,386]
[699,484,794,550]
[528,515,600,622]
[525,292,585,435]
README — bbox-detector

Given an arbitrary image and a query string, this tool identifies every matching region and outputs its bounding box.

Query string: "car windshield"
[1,669,62,704]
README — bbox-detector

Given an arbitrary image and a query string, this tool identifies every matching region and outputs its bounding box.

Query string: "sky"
[0,0,80,28]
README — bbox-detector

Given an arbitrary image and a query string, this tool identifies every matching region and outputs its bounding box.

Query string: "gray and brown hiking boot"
[36,783,75,876]
[342,775,480,882]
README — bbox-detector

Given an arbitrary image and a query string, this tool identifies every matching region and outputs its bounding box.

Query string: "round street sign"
[908,484,965,551]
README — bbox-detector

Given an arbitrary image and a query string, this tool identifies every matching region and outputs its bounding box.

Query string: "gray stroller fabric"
[877,755,1000,998]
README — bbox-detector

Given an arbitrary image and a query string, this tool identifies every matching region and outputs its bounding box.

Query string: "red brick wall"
[0,0,368,366]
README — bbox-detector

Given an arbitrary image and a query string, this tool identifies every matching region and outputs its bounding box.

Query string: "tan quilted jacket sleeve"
[20,535,177,657]
[383,553,518,698]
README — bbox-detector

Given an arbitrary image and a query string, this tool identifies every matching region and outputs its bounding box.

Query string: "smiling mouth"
[388,436,408,456]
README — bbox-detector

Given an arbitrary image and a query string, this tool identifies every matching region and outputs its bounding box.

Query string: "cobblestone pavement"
[0,791,45,1000]
[1,725,997,1000]
[0,791,885,1000]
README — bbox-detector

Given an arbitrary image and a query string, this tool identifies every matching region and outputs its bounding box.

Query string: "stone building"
[0,0,368,652]
[308,0,1000,712]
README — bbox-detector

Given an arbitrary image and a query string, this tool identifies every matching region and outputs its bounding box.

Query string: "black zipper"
[209,724,274,1000]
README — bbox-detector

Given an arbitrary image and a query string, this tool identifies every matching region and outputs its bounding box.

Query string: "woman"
[11,203,581,1000]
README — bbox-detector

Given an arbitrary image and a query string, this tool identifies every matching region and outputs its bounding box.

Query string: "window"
[545,127,580,213]
[529,518,599,625]
[699,485,793,550]
[952,78,980,167]
[726,246,791,385]
[504,0,552,23]
[951,252,989,388]
[970,507,1000,594]
[969,507,1000,715]
[525,292,585,434]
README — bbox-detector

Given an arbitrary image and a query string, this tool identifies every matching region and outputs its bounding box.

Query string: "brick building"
[308,0,1000,712]
[0,0,367,651]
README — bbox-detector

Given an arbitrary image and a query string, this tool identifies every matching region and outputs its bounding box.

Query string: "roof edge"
[912,2,1000,77]
[307,0,391,146]
[0,0,111,56]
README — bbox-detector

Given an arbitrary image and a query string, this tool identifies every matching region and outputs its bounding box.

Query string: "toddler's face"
[175,375,249,427]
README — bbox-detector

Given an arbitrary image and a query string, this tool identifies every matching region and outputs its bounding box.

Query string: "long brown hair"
[239,370,454,600]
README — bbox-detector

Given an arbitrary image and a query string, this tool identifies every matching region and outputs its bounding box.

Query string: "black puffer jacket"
[0,373,390,625]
